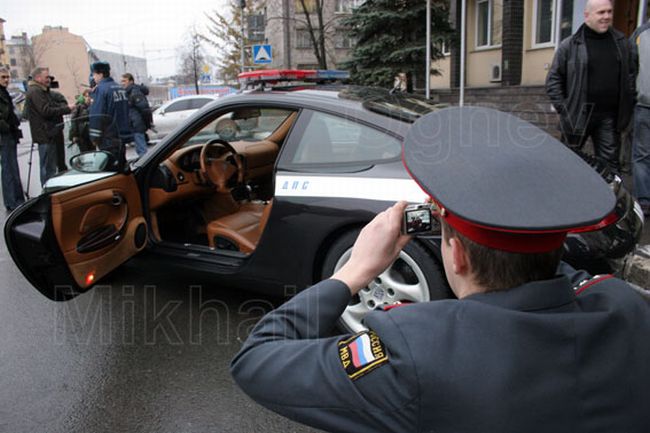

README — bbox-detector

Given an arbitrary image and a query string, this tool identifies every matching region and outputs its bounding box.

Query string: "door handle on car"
[76,192,128,253]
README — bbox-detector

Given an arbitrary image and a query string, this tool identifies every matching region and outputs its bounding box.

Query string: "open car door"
[4,173,147,301]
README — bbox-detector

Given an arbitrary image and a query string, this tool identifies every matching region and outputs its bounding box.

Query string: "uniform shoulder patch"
[338,330,389,381]
[574,274,614,295]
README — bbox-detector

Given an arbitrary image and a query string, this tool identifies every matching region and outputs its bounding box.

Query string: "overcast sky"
[2,0,230,78]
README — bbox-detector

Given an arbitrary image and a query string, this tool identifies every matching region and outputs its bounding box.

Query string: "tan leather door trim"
[51,174,147,288]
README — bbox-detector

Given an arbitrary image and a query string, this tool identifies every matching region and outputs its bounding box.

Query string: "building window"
[296,29,317,49]
[295,0,317,14]
[10,58,17,66]
[559,0,574,42]
[476,0,502,48]
[9,46,15,55]
[335,29,354,49]
[533,0,555,46]
[335,0,364,13]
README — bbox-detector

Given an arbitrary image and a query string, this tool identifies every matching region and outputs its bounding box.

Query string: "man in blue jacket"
[231,107,650,433]
[88,61,132,165]
[121,73,151,157]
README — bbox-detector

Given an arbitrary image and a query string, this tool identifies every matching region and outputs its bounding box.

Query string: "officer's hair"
[440,220,563,291]
[122,73,134,82]
[31,67,49,78]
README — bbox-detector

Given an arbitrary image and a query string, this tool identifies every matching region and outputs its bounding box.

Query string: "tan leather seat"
[207,200,273,253]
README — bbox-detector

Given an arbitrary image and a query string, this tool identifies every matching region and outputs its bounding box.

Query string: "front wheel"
[321,230,452,333]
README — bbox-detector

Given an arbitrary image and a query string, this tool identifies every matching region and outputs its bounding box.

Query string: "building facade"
[0,18,8,70]
[263,0,361,69]
[5,33,32,81]
[89,49,149,84]
[31,26,92,102]
[431,0,650,90]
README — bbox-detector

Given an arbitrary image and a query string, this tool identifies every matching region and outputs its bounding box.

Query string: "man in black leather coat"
[546,0,635,174]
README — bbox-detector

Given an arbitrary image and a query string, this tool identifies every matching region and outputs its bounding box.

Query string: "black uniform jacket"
[231,263,650,433]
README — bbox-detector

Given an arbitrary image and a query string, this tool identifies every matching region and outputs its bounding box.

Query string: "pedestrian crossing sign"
[253,45,272,64]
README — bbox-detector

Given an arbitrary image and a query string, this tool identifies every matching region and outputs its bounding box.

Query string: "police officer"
[231,107,650,433]
[88,61,132,165]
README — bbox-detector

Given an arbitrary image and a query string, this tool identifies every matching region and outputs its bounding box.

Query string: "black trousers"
[562,112,620,174]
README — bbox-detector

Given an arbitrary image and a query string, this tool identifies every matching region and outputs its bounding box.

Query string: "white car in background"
[149,94,220,144]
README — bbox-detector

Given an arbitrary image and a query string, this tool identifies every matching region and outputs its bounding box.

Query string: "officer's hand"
[332,201,411,295]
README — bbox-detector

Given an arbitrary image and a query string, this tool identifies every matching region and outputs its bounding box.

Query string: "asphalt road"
[0,220,320,433]
[2,124,321,432]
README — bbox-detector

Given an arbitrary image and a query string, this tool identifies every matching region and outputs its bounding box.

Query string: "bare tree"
[297,0,328,69]
[178,27,207,94]
[65,57,83,94]
[201,0,266,84]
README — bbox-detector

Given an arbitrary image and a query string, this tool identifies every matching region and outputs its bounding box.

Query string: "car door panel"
[5,173,147,301]
[50,174,147,288]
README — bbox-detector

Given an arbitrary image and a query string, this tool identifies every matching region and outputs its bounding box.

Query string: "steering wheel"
[199,138,244,192]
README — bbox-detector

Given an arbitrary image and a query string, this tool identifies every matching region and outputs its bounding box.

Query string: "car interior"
[147,107,298,255]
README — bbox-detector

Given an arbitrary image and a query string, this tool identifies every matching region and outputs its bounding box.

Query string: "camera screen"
[405,209,432,234]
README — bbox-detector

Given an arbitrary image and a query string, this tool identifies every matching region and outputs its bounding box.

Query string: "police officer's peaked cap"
[91,61,110,75]
[403,107,617,253]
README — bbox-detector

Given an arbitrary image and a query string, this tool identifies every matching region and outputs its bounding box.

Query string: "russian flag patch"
[338,331,389,380]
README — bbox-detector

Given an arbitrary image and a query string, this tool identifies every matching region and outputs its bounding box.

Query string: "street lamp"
[240,0,246,74]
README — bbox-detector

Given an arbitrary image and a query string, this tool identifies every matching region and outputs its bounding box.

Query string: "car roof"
[204,86,415,137]
[164,94,220,103]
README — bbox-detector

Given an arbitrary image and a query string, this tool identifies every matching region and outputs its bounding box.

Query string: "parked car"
[4,70,644,333]
[149,94,220,144]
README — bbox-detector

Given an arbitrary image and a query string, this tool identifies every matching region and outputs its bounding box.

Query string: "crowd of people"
[0,61,151,212]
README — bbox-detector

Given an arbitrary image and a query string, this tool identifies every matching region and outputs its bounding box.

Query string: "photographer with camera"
[24,67,74,186]
[231,107,650,433]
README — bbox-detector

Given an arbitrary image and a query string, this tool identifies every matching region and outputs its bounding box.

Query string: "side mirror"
[69,151,115,173]
[159,109,165,116]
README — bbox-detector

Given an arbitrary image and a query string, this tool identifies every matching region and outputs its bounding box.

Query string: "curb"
[622,246,650,290]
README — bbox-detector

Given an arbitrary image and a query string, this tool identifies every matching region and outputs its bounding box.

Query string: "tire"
[321,230,452,333]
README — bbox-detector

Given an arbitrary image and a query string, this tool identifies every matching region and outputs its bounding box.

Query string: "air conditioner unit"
[490,63,502,82]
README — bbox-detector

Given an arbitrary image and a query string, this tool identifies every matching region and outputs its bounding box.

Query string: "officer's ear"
[449,237,470,276]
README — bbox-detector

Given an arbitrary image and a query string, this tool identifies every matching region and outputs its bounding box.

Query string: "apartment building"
[263,0,362,69]
[0,18,8,70]
[5,33,31,81]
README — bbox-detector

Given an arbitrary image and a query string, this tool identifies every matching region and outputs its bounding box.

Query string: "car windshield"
[338,86,446,123]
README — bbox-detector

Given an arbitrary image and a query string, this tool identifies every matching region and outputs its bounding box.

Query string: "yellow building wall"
[521,0,556,86]
[0,20,8,68]
[32,27,90,103]
[430,55,451,89]
[466,0,502,87]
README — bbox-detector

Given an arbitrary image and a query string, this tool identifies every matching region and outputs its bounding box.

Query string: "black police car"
[4,70,644,332]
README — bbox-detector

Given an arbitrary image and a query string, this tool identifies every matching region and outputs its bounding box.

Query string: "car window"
[165,100,192,113]
[291,111,401,164]
[180,107,297,147]
[190,98,214,110]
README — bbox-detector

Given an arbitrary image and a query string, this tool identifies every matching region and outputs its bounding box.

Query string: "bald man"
[546,0,636,174]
